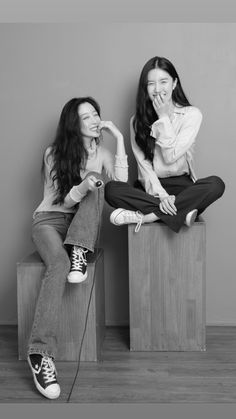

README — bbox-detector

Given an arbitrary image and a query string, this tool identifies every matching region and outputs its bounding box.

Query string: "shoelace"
[71,247,88,271]
[134,212,143,233]
[42,357,57,384]
[122,210,143,233]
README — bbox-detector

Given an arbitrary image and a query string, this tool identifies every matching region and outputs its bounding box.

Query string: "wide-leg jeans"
[27,173,104,359]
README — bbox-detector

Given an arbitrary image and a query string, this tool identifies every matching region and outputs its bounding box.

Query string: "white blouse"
[130,105,202,199]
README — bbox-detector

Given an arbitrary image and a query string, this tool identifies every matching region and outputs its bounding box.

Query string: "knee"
[48,251,71,277]
[104,180,119,201]
[209,176,225,198]
[61,252,71,274]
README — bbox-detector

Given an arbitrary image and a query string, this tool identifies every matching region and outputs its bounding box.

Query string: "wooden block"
[17,249,105,361]
[128,218,206,351]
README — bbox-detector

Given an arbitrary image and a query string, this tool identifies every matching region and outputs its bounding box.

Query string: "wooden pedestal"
[128,219,206,351]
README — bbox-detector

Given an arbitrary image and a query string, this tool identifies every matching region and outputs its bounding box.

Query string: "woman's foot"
[67,246,88,283]
[110,208,143,232]
[27,354,61,399]
[185,209,198,227]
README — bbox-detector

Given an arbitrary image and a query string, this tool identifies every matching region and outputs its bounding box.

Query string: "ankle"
[72,245,88,253]
[143,213,159,223]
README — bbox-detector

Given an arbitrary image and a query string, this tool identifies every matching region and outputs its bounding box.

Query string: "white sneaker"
[110,208,143,232]
[67,246,88,283]
[185,209,198,227]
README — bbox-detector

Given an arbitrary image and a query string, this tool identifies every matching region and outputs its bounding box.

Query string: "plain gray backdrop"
[0,23,235,327]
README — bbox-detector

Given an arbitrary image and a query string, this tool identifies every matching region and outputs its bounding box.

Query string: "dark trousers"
[105,175,225,233]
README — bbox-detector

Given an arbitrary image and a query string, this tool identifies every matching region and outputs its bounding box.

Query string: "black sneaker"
[27,354,61,399]
[67,246,88,283]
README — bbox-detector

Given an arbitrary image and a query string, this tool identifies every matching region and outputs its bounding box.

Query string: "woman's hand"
[159,195,177,216]
[65,175,102,208]
[99,121,123,141]
[152,93,171,119]
[80,175,100,194]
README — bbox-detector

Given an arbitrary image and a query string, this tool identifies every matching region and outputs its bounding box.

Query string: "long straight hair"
[133,56,191,161]
[42,97,101,204]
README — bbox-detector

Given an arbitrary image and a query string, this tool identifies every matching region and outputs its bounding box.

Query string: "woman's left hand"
[99,121,123,140]
[159,195,177,216]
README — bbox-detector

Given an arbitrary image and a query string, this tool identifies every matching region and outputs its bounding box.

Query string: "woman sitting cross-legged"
[105,56,225,233]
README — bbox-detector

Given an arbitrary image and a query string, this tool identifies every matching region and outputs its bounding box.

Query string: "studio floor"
[0,325,236,403]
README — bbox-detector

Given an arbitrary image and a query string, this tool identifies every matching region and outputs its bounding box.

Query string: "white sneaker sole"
[67,271,88,283]
[185,209,198,227]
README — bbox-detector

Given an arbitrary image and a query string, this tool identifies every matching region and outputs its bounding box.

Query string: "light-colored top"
[130,105,202,199]
[33,141,128,217]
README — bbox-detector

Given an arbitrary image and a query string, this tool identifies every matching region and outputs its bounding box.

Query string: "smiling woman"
[147,68,177,106]
[105,56,225,233]
[26,96,128,400]
[79,102,101,139]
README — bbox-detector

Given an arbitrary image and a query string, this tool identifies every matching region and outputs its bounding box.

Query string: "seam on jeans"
[29,269,51,343]
[64,202,102,252]
[28,257,69,357]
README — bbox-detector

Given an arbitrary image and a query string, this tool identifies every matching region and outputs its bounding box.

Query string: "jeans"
[105,175,225,233]
[27,172,104,359]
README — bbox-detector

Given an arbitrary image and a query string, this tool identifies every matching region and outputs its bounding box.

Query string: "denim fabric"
[27,172,104,359]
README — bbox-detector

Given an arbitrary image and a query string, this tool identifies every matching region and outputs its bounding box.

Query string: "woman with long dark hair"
[27,97,128,399]
[105,56,225,232]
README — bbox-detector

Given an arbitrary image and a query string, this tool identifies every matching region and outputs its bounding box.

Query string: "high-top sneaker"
[27,354,60,399]
[67,246,88,283]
